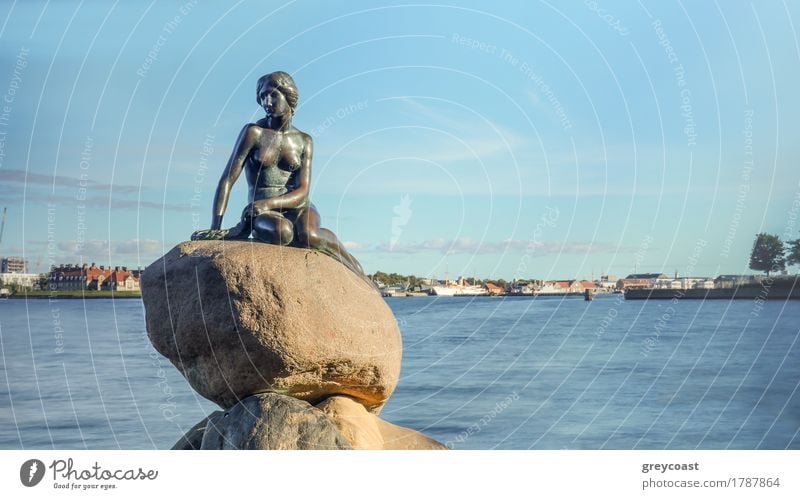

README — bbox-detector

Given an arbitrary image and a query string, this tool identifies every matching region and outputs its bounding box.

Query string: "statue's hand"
[191,229,227,241]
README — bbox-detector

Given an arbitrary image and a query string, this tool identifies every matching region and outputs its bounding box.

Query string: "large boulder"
[316,396,447,450]
[200,393,351,450]
[174,395,447,451]
[142,240,402,413]
[171,411,223,450]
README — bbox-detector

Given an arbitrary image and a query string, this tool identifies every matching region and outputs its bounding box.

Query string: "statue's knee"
[253,216,293,245]
[251,226,271,244]
[277,222,294,245]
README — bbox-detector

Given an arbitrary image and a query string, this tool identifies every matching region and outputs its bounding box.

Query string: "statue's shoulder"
[244,122,280,141]
[246,121,267,134]
[291,127,313,145]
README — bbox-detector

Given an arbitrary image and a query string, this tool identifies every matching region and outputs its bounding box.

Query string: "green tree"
[749,233,785,275]
[787,236,800,267]
[37,275,49,290]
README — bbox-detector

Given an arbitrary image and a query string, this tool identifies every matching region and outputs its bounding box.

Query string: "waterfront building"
[0,272,44,288]
[597,275,618,290]
[538,280,587,294]
[509,280,536,294]
[484,282,504,295]
[616,273,667,291]
[694,279,715,289]
[0,256,27,273]
[49,263,140,291]
[654,277,683,289]
[104,268,140,290]
[714,275,761,288]
[0,255,41,289]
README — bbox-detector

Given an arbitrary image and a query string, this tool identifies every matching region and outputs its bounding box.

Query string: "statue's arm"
[261,134,312,210]
[210,125,256,230]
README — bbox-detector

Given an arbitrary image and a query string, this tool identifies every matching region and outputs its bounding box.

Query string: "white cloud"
[115,239,162,254]
[0,168,140,193]
[56,238,162,259]
[58,240,110,254]
[366,238,639,256]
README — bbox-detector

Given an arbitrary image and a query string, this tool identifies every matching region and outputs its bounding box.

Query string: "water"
[1,295,798,449]
[0,298,215,450]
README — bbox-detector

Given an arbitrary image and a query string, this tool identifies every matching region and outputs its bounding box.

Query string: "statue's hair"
[256,71,299,112]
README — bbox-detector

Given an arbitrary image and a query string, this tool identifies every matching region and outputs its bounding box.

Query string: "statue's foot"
[191,222,251,241]
[191,229,228,241]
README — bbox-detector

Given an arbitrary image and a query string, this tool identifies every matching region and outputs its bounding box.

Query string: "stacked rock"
[142,240,445,450]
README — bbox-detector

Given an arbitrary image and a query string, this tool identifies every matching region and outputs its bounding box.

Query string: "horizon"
[4,255,796,285]
[1,1,800,280]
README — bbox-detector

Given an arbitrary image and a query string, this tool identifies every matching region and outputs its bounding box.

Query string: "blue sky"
[1,0,799,281]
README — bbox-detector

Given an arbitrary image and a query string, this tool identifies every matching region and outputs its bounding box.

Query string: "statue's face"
[259,83,290,118]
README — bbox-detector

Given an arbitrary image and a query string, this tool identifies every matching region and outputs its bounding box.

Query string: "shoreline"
[3,291,142,299]
[624,285,800,300]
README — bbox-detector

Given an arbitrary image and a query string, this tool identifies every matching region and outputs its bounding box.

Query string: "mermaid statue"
[191,71,367,280]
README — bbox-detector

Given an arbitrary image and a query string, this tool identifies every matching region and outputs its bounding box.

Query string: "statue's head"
[256,71,299,117]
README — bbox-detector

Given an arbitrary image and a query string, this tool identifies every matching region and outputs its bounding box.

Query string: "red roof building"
[49,263,139,291]
[484,282,504,295]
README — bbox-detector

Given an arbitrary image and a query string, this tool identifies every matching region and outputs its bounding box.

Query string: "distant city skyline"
[0,251,794,285]
[1,1,799,280]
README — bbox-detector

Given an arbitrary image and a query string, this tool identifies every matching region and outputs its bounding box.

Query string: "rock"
[316,396,447,450]
[173,396,445,451]
[377,417,448,450]
[200,393,351,449]
[142,240,402,413]
[316,396,384,449]
[171,411,223,450]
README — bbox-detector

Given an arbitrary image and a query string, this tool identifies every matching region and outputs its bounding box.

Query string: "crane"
[0,206,6,246]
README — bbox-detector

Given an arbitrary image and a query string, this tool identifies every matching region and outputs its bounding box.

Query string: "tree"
[787,236,800,267]
[749,233,785,275]
[37,275,49,290]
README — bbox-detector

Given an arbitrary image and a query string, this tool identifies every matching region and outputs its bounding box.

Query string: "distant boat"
[430,285,488,296]
[430,276,488,296]
[430,285,458,296]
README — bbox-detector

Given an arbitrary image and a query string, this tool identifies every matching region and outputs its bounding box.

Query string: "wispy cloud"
[4,239,164,271]
[57,238,162,255]
[0,168,140,194]
[362,237,639,255]
[46,239,164,268]
[115,239,162,254]
[57,240,110,254]
[393,97,525,140]
[0,188,193,212]
[317,97,528,166]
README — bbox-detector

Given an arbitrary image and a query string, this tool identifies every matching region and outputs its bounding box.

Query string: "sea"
[1,294,798,450]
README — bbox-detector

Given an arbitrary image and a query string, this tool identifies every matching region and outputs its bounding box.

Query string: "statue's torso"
[245,126,306,203]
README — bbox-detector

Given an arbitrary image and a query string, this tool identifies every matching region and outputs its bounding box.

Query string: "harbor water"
[1,295,798,449]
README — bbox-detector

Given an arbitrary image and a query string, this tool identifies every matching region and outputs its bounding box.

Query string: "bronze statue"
[192,71,367,280]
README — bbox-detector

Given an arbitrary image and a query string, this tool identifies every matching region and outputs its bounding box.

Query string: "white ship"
[430,276,488,296]
[430,285,458,296]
